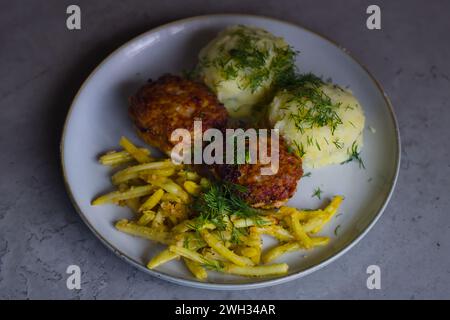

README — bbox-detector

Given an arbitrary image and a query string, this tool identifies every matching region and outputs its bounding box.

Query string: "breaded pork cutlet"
[129,74,228,154]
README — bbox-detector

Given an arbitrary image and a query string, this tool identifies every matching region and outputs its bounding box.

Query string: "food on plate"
[89,24,366,282]
[128,74,228,154]
[268,74,365,168]
[217,134,303,208]
[91,137,343,280]
[198,25,296,118]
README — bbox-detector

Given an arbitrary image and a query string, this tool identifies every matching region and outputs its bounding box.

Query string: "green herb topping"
[341,141,365,169]
[312,187,323,199]
[201,27,297,93]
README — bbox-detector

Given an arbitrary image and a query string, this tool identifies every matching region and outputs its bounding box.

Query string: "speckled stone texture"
[0,0,449,299]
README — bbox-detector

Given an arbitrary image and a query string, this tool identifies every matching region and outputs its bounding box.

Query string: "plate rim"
[60,13,401,290]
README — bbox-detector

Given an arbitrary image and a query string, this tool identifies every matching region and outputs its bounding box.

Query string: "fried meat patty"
[129,74,228,154]
[217,135,303,208]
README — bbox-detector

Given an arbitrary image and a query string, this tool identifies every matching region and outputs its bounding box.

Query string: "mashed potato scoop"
[268,75,365,168]
[198,25,296,118]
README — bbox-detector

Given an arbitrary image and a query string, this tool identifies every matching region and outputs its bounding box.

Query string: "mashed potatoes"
[268,79,365,168]
[198,25,295,118]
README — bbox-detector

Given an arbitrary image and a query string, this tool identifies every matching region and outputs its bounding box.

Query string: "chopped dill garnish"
[292,140,306,158]
[182,67,200,80]
[334,225,341,236]
[230,227,248,245]
[202,27,297,93]
[345,105,355,111]
[302,172,312,178]
[332,138,343,149]
[201,259,223,272]
[183,237,190,249]
[312,187,323,199]
[191,181,262,231]
[341,141,365,169]
[281,73,343,135]
[315,140,322,151]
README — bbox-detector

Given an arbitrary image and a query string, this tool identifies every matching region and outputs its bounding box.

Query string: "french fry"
[257,225,294,242]
[125,197,141,213]
[200,230,253,267]
[146,168,176,177]
[277,207,297,217]
[202,248,229,262]
[139,189,164,212]
[168,245,221,270]
[115,219,170,244]
[290,212,313,249]
[151,211,166,230]
[223,263,288,277]
[146,176,190,203]
[262,237,330,263]
[147,249,179,269]
[99,149,150,166]
[247,227,262,264]
[171,219,216,234]
[301,196,343,234]
[119,136,152,163]
[178,170,201,181]
[113,168,175,185]
[168,245,204,264]
[161,193,182,203]
[277,207,322,220]
[212,229,232,242]
[240,247,259,257]
[171,220,194,234]
[232,216,274,228]
[313,196,343,233]
[262,242,300,264]
[183,181,201,196]
[92,185,155,205]
[112,161,175,185]
[183,258,208,280]
[137,210,155,225]
[174,232,206,251]
[302,214,328,233]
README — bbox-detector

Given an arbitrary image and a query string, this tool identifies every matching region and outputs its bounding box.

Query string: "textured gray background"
[0,0,449,299]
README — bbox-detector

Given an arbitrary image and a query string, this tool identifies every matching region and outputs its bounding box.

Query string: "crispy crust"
[217,135,303,208]
[129,74,229,154]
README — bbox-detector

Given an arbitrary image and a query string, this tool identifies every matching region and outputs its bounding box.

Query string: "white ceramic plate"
[61,14,400,290]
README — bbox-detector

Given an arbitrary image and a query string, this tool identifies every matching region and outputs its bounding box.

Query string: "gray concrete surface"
[0,0,449,299]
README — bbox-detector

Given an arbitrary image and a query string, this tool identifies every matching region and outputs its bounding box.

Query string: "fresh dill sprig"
[230,227,248,245]
[334,225,341,236]
[312,187,323,199]
[182,67,201,80]
[315,140,322,151]
[191,181,262,230]
[332,138,343,149]
[341,141,365,169]
[292,140,306,158]
[183,236,190,249]
[201,259,224,272]
[302,172,312,178]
